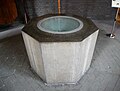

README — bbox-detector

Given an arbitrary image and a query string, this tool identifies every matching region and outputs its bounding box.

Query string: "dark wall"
[25,0,116,20]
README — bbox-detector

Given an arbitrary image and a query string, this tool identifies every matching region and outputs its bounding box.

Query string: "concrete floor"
[0,20,120,91]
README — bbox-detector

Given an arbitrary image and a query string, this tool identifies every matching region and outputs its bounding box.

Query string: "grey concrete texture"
[21,11,99,84]
[22,30,99,84]
[24,0,116,20]
[1,20,120,90]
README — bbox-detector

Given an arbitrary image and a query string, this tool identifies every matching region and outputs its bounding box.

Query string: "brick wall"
[25,0,116,20]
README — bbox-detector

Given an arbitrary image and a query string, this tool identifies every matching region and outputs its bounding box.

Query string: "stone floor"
[0,20,120,91]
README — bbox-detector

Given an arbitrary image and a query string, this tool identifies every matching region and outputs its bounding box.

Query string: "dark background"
[17,0,117,20]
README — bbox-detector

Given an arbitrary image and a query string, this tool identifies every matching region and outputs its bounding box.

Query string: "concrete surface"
[22,30,98,84]
[0,20,120,91]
